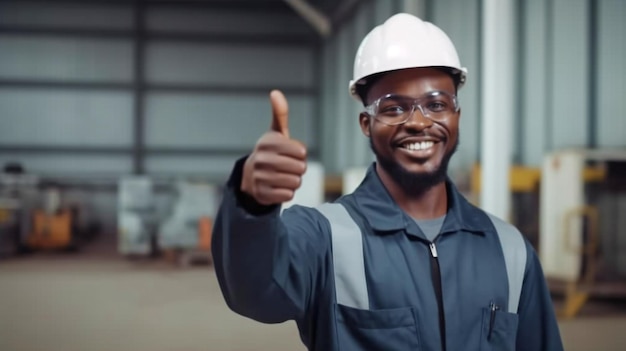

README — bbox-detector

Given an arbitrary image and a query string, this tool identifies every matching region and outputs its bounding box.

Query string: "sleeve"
[515,241,564,351]
[211,157,331,324]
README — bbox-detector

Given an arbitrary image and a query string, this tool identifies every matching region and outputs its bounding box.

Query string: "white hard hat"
[349,13,467,102]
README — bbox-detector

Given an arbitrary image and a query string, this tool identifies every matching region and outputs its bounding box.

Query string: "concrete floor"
[1,243,626,351]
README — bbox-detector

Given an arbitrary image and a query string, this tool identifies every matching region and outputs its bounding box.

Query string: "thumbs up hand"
[241,90,308,206]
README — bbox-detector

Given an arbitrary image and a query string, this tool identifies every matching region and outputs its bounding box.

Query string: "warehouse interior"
[0,0,625,350]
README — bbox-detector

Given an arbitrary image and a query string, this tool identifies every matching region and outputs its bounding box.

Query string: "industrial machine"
[158,181,218,266]
[25,184,79,251]
[158,181,217,249]
[540,148,626,318]
[0,165,38,256]
[0,163,99,253]
[0,197,23,257]
[117,176,155,256]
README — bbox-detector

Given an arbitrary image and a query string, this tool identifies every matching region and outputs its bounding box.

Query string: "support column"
[480,0,516,220]
[401,0,426,17]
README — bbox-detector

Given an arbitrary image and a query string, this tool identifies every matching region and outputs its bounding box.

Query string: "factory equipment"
[117,176,155,256]
[540,148,626,318]
[158,181,218,266]
[0,197,23,257]
[26,184,76,250]
[0,164,38,256]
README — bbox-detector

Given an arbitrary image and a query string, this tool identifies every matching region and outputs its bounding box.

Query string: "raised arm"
[212,90,328,324]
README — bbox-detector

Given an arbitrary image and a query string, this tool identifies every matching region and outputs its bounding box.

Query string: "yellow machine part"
[471,163,606,194]
[27,210,72,249]
[0,209,11,223]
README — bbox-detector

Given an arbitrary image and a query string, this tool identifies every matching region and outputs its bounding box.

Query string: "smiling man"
[212,13,563,351]
[361,68,460,203]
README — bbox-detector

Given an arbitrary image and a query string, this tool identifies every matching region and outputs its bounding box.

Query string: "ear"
[359,113,371,137]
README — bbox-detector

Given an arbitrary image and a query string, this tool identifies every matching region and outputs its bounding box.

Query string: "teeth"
[403,141,434,151]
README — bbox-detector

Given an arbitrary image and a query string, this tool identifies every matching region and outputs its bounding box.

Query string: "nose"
[403,104,434,129]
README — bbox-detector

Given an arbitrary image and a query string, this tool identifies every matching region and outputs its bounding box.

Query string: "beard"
[370,135,458,196]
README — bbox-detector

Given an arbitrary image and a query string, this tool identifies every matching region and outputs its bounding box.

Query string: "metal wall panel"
[520,0,549,166]
[0,36,133,82]
[4,0,621,178]
[349,2,375,169]
[372,0,395,24]
[519,0,624,165]
[0,2,318,178]
[145,93,316,149]
[429,0,481,172]
[145,155,243,178]
[0,154,132,175]
[145,42,314,88]
[401,0,427,16]
[597,0,626,148]
[319,33,339,172]
[332,25,352,171]
[146,7,312,35]
[0,89,133,146]
[550,0,590,149]
[319,0,395,173]
[0,2,132,29]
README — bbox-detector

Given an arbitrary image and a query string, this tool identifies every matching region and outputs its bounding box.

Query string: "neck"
[375,163,448,220]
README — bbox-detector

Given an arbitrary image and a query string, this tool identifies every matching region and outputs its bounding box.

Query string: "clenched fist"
[240,90,307,206]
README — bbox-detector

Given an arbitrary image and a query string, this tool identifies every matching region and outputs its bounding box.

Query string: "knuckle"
[256,154,278,170]
[285,190,295,201]
[252,175,267,190]
[295,177,302,189]
[256,188,271,203]
[249,153,264,169]
[254,153,268,167]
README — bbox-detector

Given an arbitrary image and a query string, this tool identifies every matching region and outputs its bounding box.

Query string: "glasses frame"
[364,90,460,126]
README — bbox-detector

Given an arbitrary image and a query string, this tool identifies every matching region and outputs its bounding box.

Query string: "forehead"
[367,68,455,102]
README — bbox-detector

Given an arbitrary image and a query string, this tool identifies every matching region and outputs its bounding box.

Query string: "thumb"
[270,89,289,138]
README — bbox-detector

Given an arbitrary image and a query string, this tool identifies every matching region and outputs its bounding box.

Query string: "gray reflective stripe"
[316,203,369,310]
[316,203,526,314]
[488,214,527,314]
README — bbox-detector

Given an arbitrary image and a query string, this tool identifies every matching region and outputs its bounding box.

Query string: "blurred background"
[0,0,624,350]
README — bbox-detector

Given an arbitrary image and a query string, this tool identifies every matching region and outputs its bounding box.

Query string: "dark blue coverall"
[212,159,564,350]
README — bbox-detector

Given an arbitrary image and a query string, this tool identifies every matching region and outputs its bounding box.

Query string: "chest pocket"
[480,308,519,351]
[317,203,420,350]
[336,304,420,351]
[317,203,528,351]
[480,214,527,350]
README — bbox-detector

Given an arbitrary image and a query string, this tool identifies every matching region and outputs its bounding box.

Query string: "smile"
[400,141,435,151]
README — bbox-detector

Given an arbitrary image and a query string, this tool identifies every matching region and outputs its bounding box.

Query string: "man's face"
[359,68,460,193]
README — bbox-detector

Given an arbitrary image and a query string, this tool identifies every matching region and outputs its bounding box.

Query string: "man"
[212,13,563,351]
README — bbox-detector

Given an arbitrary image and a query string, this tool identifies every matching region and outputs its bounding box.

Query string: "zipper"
[429,242,446,351]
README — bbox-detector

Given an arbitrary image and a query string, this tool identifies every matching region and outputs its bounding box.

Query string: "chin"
[400,159,441,174]
[370,137,459,194]
[379,157,447,194]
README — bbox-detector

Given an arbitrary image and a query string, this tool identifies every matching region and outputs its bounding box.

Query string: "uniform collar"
[351,164,493,236]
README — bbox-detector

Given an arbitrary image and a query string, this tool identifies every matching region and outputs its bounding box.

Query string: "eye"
[377,97,412,116]
[425,100,449,112]
[379,104,406,116]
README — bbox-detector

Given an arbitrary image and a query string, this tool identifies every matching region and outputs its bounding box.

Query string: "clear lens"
[366,91,458,126]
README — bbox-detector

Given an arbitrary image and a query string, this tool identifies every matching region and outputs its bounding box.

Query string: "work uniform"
[212,159,564,351]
